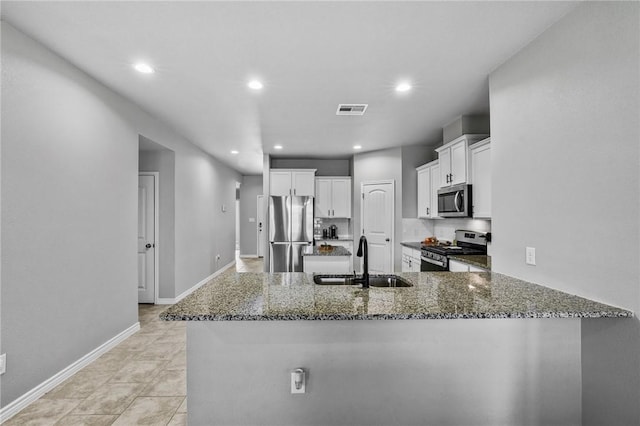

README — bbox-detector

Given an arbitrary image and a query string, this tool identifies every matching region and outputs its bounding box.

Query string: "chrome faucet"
[355,235,369,288]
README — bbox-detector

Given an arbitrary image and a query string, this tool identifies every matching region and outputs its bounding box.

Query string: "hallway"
[4,257,263,425]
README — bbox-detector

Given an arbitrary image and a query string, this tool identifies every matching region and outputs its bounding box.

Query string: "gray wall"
[1,21,241,407]
[401,144,436,218]
[270,158,351,176]
[189,319,581,425]
[239,175,263,256]
[489,2,639,424]
[139,144,176,299]
[353,148,403,272]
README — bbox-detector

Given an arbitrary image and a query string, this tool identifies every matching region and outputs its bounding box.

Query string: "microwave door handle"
[454,191,461,212]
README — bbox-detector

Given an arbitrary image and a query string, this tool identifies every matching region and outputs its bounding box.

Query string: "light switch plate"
[526,247,536,266]
[291,369,306,394]
[0,353,6,375]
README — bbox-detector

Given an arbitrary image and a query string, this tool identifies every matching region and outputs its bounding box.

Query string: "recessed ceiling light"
[353,145,362,150]
[395,82,411,92]
[274,145,283,150]
[231,150,239,155]
[133,62,155,74]
[248,80,263,90]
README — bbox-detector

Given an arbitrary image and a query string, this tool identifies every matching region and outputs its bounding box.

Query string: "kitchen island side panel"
[187,319,581,426]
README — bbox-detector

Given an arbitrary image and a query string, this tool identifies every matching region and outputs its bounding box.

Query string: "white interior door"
[138,174,156,303]
[257,195,265,257]
[361,181,394,274]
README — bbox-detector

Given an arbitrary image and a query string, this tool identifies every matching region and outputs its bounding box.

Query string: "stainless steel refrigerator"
[269,195,313,272]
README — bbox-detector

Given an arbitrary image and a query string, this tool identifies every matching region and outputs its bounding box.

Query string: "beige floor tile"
[165,351,186,370]
[71,382,146,415]
[84,350,137,373]
[167,413,187,426]
[114,333,161,351]
[53,414,118,425]
[140,370,186,397]
[134,343,182,361]
[43,370,114,400]
[109,360,168,383]
[176,397,187,414]
[110,397,183,426]
[4,399,81,426]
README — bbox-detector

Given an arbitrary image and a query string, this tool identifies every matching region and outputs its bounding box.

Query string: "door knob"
[385,238,390,242]
[145,243,152,249]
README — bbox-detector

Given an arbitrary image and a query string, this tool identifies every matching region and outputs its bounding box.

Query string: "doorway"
[138,172,158,303]
[361,180,395,274]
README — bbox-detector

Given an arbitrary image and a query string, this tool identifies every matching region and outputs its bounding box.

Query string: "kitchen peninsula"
[161,272,631,425]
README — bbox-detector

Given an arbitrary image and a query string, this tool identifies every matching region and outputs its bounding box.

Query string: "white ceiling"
[1,1,578,175]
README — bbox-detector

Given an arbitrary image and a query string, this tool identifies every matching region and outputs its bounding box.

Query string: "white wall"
[489,2,639,424]
[1,21,241,407]
[239,175,263,256]
[401,144,436,218]
[189,319,581,425]
[353,148,404,272]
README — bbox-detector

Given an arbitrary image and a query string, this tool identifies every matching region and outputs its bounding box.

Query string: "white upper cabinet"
[416,160,439,219]
[469,137,491,218]
[315,177,351,218]
[270,169,316,196]
[436,134,488,188]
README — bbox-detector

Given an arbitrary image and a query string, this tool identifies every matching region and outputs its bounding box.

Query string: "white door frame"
[139,172,159,304]
[257,195,265,257]
[360,180,395,273]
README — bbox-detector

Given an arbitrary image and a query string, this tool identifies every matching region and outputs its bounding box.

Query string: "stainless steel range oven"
[421,230,488,272]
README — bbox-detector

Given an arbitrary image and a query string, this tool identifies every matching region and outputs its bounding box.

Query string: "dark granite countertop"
[449,255,492,271]
[303,246,351,256]
[400,241,423,250]
[160,271,632,321]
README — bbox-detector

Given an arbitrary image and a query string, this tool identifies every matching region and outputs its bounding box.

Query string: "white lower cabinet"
[448,259,470,272]
[304,256,350,274]
[449,259,488,272]
[401,246,421,272]
[312,240,353,271]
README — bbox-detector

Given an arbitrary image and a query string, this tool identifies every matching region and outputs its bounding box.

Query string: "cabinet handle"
[426,207,430,215]
[328,209,331,216]
[332,209,334,216]
[293,188,296,195]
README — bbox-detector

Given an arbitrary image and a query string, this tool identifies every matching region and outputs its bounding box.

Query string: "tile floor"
[5,256,264,425]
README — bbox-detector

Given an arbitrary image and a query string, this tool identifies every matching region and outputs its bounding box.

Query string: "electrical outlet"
[0,353,6,375]
[526,247,536,266]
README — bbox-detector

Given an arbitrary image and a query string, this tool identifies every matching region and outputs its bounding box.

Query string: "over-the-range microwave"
[437,184,472,217]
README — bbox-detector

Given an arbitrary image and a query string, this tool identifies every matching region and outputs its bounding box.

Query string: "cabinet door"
[430,164,440,218]
[450,140,468,185]
[331,178,351,218]
[270,171,292,196]
[292,171,315,196]
[417,168,431,218]
[438,148,452,188]
[471,144,491,218]
[448,259,469,272]
[315,179,332,218]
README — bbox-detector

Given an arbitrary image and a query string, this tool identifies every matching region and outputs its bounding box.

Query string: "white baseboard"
[0,322,140,423]
[239,254,259,258]
[155,260,236,305]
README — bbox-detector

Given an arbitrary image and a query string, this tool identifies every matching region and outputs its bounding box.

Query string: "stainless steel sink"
[312,274,413,287]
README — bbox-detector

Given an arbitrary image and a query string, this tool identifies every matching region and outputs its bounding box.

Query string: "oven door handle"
[421,256,445,267]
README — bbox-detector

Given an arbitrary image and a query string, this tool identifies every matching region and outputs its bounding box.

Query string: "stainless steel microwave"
[437,184,472,217]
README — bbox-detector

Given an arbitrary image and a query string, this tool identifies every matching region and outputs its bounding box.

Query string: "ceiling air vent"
[336,104,368,116]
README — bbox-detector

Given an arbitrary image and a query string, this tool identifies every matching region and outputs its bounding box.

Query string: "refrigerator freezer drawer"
[270,243,290,273]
